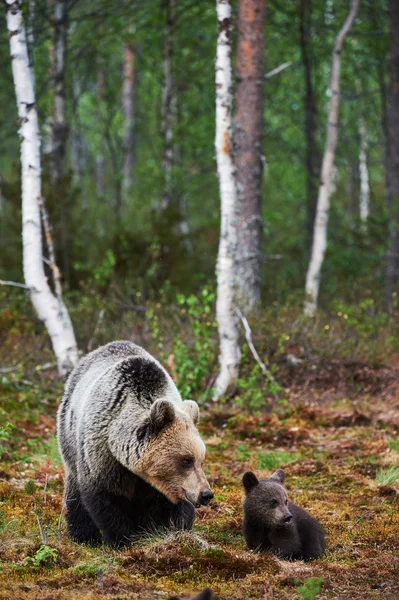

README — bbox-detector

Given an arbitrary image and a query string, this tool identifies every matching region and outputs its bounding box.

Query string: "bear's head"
[242,469,293,528]
[135,399,213,507]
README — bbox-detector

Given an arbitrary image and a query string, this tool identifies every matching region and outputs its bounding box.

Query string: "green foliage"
[168,288,217,400]
[235,365,282,414]
[257,451,301,471]
[376,466,399,486]
[293,577,324,600]
[23,545,58,568]
[388,438,399,453]
[0,419,14,458]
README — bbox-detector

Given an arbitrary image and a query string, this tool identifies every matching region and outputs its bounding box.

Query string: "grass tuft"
[376,466,399,486]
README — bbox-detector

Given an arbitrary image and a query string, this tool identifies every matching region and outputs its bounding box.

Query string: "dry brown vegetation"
[0,314,399,600]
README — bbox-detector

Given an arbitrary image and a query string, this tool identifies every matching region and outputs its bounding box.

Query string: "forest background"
[0,1,399,599]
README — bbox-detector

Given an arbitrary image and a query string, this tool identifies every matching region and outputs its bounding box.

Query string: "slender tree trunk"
[234,0,265,312]
[96,58,106,198]
[213,0,241,400]
[299,0,320,254]
[304,0,360,316]
[50,0,69,284]
[122,42,136,193]
[385,0,399,311]
[359,117,370,226]
[161,0,175,210]
[4,0,78,376]
[51,0,68,183]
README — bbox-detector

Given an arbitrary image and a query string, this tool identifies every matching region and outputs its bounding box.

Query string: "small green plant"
[169,288,217,400]
[257,450,301,471]
[236,443,251,462]
[293,577,324,600]
[236,364,281,414]
[23,545,58,567]
[388,438,399,453]
[376,466,399,486]
[0,419,14,458]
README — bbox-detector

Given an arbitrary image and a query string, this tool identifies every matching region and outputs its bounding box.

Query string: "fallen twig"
[38,196,63,302]
[87,309,106,352]
[234,305,278,390]
[0,363,22,374]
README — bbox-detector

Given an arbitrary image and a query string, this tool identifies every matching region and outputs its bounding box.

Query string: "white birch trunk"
[5,0,78,376]
[304,0,360,316]
[359,116,370,226]
[213,0,241,400]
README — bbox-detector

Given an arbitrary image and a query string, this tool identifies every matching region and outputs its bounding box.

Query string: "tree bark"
[161,0,175,210]
[385,0,399,311]
[299,0,320,254]
[213,0,241,400]
[96,58,106,198]
[304,0,360,316]
[122,42,136,193]
[359,116,370,226]
[51,0,68,183]
[4,0,78,376]
[234,0,265,312]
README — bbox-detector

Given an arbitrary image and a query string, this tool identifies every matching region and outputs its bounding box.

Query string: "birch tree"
[304,0,360,316]
[385,0,399,312]
[359,117,370,226]
[234,0,266,312]
[213,0,241,400]
[4,0,78,376]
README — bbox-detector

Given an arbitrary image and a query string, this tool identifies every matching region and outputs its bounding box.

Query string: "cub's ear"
[242,471,259,493]
[192,589,214,600]
[268,469,285,484]
[150,400,175,434]
[182,400,200,425]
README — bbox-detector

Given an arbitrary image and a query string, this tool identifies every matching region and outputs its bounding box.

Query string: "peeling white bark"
[305,0,360,316]
[5,0,78,376]
[359,117,370,225]
[213,0,241,400]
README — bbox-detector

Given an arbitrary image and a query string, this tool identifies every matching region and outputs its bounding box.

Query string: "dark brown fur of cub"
[242,469,325,561]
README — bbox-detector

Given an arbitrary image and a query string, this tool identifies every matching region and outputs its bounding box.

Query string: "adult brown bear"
[57,341,213,547]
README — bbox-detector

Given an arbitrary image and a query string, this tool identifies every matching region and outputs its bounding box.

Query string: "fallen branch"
[0,363,22,374]
[265,61,292,79]
[38,196,63,302]
[234,305,278,389]
[87,309,106,352]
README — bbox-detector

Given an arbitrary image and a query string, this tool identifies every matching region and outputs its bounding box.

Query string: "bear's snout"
[199,489,214,506]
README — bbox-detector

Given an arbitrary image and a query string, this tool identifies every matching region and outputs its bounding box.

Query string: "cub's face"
[242,470,293,528]
[135,400,213,507]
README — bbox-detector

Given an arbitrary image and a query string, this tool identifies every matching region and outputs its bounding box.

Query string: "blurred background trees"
[0,0,394,309]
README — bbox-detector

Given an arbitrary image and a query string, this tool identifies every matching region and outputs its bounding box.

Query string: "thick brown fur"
[242,469,325,561]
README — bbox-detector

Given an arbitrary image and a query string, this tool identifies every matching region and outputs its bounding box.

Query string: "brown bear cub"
[242,469,325,561]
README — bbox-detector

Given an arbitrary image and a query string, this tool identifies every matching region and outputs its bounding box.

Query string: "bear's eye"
[270,499,278,508]
[180,457,194,469]
[285,499,288,506]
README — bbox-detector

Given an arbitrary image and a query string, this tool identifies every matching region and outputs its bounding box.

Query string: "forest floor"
[0,333,399,600]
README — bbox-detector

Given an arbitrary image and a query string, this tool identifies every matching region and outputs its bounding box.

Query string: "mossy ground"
[0,328,398,599]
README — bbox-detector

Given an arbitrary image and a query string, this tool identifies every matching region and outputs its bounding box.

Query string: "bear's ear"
[242,471,259,493]
[267,469,285,484]
[192,589,214,600]
[150,400,176,434]
[182,400,200,425]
